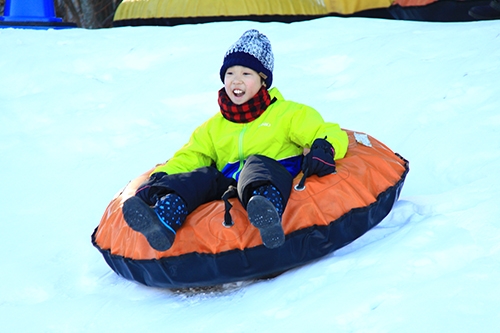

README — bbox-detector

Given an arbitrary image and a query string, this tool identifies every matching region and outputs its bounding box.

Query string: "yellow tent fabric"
[114,0,399,24]
[324,0,393,15]
[114,0,329,21]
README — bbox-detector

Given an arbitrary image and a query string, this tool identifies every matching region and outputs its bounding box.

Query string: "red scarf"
[218,86,273,123]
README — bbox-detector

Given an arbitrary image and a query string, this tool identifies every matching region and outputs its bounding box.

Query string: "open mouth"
[233,89,245,97]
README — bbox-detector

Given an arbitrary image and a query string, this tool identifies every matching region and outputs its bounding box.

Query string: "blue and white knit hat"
[220,29,274,88]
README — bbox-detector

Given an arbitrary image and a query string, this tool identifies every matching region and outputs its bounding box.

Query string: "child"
[122,29,349,251]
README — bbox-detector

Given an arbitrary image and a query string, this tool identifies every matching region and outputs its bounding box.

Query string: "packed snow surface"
[1,17,499,332]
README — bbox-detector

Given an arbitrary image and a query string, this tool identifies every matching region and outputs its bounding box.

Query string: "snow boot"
[122,193,188,251]
[247,184,285,249]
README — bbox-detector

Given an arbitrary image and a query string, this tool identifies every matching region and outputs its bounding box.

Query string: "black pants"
[144,155,293,213]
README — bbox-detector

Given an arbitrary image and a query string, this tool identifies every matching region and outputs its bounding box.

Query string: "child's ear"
[259,73,267,87]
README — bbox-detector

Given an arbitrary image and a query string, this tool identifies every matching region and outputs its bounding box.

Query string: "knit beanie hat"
[220,29,274,88]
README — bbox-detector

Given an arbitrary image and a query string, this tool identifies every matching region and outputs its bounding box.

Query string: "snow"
[1,17,500,332]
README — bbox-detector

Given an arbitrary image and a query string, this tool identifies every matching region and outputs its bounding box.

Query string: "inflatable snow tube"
[92,130,409,288]
[113,0,328,27]
[324,0,392,16]
[112,0,396,26]
[389,0,489,22]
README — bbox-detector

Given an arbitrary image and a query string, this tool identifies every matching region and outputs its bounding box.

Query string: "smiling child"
[122,29,349,252]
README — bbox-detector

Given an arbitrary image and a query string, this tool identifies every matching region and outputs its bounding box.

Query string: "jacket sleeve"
[152,120,216,175]
[288,103,348,160]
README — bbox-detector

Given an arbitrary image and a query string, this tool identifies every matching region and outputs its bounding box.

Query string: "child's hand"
[302,138,336,177]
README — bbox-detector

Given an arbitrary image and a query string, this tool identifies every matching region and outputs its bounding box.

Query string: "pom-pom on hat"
[220,29,274,88]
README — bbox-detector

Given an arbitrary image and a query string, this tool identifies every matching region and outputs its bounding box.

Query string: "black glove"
[135,172,168,206]
[302,138,336,177]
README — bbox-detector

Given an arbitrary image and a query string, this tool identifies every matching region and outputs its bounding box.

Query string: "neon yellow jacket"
[153,87,348,179]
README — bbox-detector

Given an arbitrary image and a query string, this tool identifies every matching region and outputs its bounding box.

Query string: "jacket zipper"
[234,124,247,179]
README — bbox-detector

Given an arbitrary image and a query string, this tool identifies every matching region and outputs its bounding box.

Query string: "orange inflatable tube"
[92,130,409,288]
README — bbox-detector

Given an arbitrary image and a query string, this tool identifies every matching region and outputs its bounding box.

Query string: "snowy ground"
[1,17,499,332]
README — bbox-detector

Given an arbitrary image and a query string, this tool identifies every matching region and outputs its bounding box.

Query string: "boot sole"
[122,196,175,251]
[247,195,285,249]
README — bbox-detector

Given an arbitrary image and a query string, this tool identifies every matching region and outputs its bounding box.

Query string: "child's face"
[224,66,264,105]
